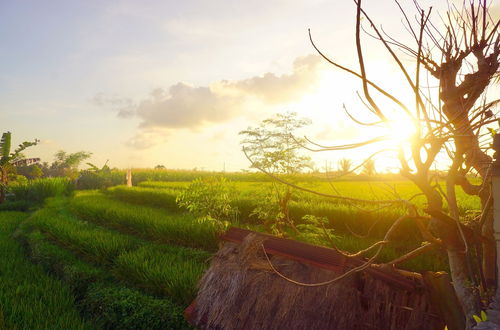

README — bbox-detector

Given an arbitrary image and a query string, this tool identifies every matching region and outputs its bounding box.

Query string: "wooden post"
[126,168,132,187]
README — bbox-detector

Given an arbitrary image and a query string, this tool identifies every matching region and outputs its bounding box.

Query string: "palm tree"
[362,159,376,176]
[0,132,39,203]
[337,158,352,175]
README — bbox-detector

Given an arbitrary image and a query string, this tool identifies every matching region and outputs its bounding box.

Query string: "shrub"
[176,176,239,230]
[8,177,74,205]
[82,283,191,330]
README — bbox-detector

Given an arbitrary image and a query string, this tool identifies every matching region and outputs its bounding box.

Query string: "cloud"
[92,93,135,118]
[224,54,324,104]
[124,129,169,149]
[134,83,241,129]
[95,54,325,149]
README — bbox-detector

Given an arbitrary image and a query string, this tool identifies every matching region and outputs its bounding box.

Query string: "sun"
[386,115,417,145]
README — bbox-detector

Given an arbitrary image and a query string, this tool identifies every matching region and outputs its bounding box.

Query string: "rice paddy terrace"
[0,178,477,328]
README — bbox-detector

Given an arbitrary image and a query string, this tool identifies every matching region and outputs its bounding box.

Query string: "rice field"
[0,173,477,328]
[0,212,92,329]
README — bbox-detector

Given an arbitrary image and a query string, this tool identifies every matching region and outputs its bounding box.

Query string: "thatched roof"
[186,228,444,330]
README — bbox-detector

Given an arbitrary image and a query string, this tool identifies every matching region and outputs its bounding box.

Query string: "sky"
[1,0,498,172]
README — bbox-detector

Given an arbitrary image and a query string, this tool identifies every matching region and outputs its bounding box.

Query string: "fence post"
[126,168,132,187]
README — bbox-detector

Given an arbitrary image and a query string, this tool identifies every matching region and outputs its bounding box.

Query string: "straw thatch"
[190,233,442,330]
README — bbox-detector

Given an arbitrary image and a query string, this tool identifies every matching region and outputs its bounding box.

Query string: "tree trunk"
[448,248,481,329]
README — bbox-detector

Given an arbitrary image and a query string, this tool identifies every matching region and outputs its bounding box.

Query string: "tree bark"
[447,248,481,329]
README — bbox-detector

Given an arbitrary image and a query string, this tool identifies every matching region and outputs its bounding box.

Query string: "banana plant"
[0,132,39,203]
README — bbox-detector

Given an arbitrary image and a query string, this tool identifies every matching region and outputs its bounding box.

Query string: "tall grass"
[125,179,480,241]
[26,197,210,305]
[104,183,418,241]
[0,212,92,329]
[15,224,192,329]
[71,191,219,251]
[114,244,210,305]
[106,185,179,210]
[138,181,190,190]
[8,177,74,205]
[28,198,140,264]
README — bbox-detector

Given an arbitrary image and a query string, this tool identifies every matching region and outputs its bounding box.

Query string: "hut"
[185,228,453,330]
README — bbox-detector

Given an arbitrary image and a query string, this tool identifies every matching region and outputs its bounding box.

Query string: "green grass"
[15,223,192,329]
[105,182,418,240]
[114,244,210,305]
[71,191,219,251]
[0,211,93,329]
[8,177,74,205]
[28,199,139,264]
[138,181,190,190]
[25,197,210,305]
[125,179,481,241]
[82,283,192,330]
[106,185,179,210]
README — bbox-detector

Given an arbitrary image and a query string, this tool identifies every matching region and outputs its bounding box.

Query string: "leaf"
[473,314,482,324]
[0,132,11,163]
[481,310,487,321]
[488,127,497,137]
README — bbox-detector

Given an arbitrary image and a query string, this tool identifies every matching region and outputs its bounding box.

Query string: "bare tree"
[306,0,499,325]
[244,0,499,326]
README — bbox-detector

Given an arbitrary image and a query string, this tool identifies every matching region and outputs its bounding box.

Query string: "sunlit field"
[0,166,483,328]
[2,0,497,326]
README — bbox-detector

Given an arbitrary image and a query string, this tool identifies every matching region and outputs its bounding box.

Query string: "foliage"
[77,169,125,189]
[249,187,295,236]
[72,191,218,251]
[473,311,488,325]
[240,111,312,174]
[106,185,179,210]
[0,132,39,203]
[0,212,92,329]
[114,244,209,305]
[15,220,192,329]
[27,197,210,305]
[47,150,92,180]
[29,165,43,179]
[176,176,239,230]
[82,284,191,330]
[338,158,352,175]
[296,215,338,246]
[76,160,117,190]
[240,112,314,235]
[7,177,74,206]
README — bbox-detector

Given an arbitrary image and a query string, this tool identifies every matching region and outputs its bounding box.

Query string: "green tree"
[28,165,43,179]
[49,150,92,180]
[0,132,39,203]
[240,111,313,235]
[240,111,312,175]
[176,176,238,231]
